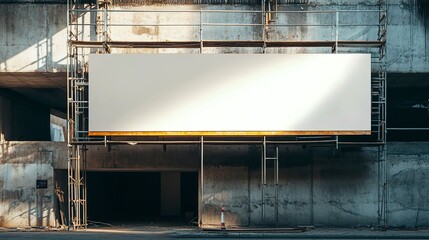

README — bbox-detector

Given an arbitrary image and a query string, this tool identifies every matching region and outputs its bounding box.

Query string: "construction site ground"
[1,224,429,239]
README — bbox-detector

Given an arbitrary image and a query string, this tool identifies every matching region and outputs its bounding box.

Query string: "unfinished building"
[0,0,428,230]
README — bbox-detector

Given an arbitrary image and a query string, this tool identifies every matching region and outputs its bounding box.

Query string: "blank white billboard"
[89,54,371,136]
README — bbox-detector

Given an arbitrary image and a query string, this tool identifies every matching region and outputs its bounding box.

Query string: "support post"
[262,0,266,53]
[335,11,339,53]
[200,9,203,53]
[67,147,71,229]
[377,144,388,228]
[261,136,266,222]
[199,136,204,227]
[275,146,279,227]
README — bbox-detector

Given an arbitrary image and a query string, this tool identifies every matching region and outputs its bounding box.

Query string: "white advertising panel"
[89,54,371,136]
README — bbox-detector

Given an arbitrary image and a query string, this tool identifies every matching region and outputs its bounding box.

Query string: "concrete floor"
[1,227,429,240]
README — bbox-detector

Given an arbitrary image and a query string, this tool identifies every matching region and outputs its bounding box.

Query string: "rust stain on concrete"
[132,14,159,36]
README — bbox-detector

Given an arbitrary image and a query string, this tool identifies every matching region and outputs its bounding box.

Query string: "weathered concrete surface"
[0,4,67,72]
[0,1,428,72]
[75,142,429,227]
[200,145,379,227]
[387,1,429,72]
[387,142,429,228]
[1,140,428,227]
[201,143,429,227]
[0,141,67,227]
[203,165,249,226]
[81,144,200,171]
[311,147,378,227]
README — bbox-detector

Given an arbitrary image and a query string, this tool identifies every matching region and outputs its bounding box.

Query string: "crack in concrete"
[328,200,361,217]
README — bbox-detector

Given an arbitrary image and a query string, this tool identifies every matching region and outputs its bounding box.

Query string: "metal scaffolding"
[262,136,279,226]
[67,0,388,229]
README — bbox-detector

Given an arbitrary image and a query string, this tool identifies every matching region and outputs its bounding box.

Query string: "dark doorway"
[87,172,161,222]
[86,171,198,225]
[181,172,198,223]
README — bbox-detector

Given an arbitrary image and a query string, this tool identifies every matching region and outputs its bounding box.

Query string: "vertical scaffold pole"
[199,136,204,227]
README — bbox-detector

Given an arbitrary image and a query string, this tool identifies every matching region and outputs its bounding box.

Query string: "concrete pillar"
[0,95,3,142]
[0,95,11,141]
[160,172,181,217]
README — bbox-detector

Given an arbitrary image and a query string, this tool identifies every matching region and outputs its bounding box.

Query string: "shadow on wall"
[1,175,55,227]
[54,169,68,226]
[414,0,429,52]
[0,142,59,227]
[201,146,377,227]
[415,0,429,28]
[0,4,97,72]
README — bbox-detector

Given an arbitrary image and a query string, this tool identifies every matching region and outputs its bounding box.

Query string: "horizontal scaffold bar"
[69,40,385,48]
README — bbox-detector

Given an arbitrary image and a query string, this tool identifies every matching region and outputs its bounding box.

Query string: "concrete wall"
[79,144,200,171]
[387,143,429,228]
[0,4,67,72]
[0,1,428,73]
[199,145,380,227]
[0,141,67,227]
[74,142,429,228]
[388,0,429,72]
[203,143,428,228]
[1,141,427,227]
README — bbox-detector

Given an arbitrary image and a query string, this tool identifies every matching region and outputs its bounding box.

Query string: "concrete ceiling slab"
[0,72,66,113]
[0,72,66,89]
